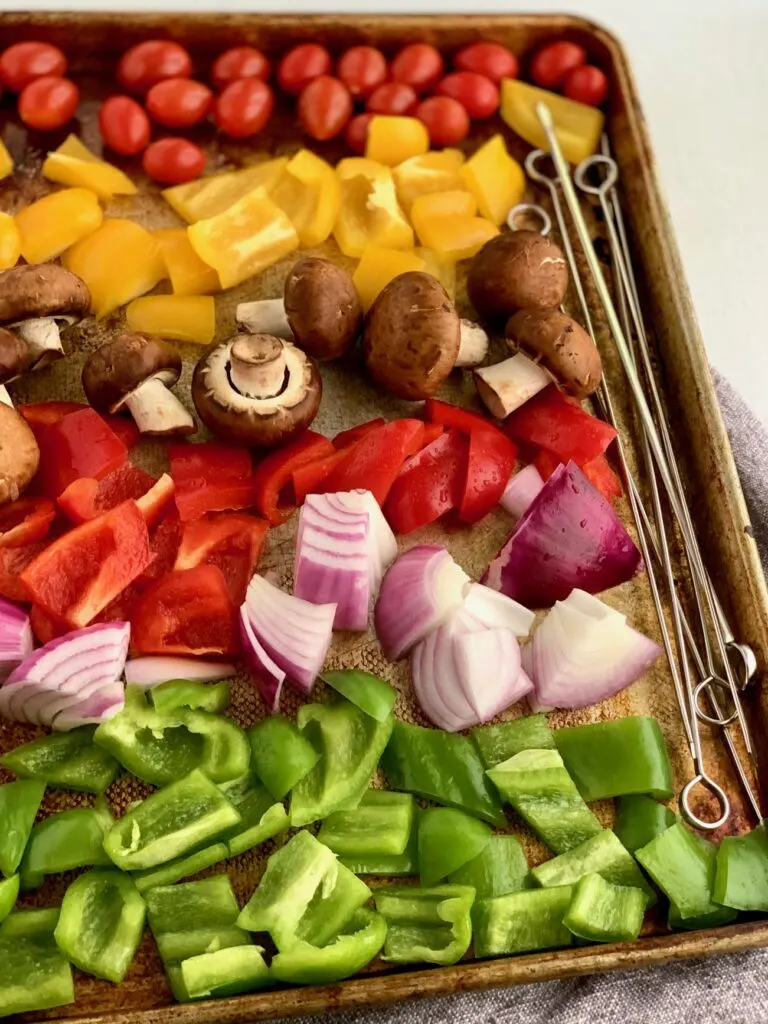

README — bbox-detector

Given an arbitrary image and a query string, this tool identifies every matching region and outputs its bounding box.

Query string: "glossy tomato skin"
[99,96,151,155]
[345,112,373,155]
[529,41,587,90]
[453,41,519,83]
[563,64,609,106]
[143,137,206,185]
[337,46,388,100]
[214,78,274,138]
[390,43,444,94]
[415,95,470,147]
[0,42,67,92]
[118,40,193,95]
[277,44,332,96]
[18,76,79,131]
[436,71,499,119]
[146,77,213,129]
[366,81,418,116]
[211,46,270,90]
[298,75,353,141]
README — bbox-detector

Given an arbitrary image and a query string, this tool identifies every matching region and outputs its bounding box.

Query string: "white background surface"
[4,0,768,421]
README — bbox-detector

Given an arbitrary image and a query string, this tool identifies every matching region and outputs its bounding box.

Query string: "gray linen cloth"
[267,371,768,1024]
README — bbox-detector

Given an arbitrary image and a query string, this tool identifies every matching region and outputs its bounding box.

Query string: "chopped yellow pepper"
[366,116,430,167]
[15,188,103,265]
[126,295,216,345]
[56,134,101,163]
[0,140,13,181]
[412,190,477,225]
[43,136,136,201]
[271,149,341,248]
[0,213,20,270]
[334,158,413,258]
[500,79,604,165]
[416,247,456,300]
[163,158,288,223]
[460,135,526,226]
[154,228,220,296]
[188,186,299,290]
[352,245,426,312]
[393,150,466,216]
[411,189,498,261]
[63,218,165,319]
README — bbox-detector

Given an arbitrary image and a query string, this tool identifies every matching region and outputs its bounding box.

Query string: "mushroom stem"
[12,317,66,369]
[474,353,553,419]
[125,376,195,436]
[455,320,490,368]
[0,385,13,407]
[235,299,293,341]
[229,335,287,399]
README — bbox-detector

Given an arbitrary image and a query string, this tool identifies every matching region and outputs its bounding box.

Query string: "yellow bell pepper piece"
[352,245,426,312]
[188,186,299,291]
[63,218,165,319]
[334,158,413,258]
[0,140,13,181]
[154,228,220,296]
[43,152,137,202]
[126,295,216,345]
[56,134,101,163]
[412,190,477,225]
[163,158,288,224]
[393,150,466,216]
[15,188,103,265]
[0,213,20,270]
[366,116,430,167]
[416,247,456,300]
[500,79,603,165]
[271,149,341,248]
[411,189,498,261]
[460,135,525,226]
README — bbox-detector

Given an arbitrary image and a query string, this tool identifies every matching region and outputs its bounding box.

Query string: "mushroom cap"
[467,230,568,321]
[284,257,363,361]
[82,333,183,413]
[0,404,39,505]
[363,271,460,400]
[506,309,602,399]
[0,264,91,325]
[192,334,323,448]
[0,328,33,385]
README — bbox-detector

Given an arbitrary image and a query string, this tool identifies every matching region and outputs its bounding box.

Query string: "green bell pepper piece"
[134,842,229,894]
[318,789,415,858]
[320,669,397,722]
[474,885,573,957]
[563,872,646,943]
[247,716,320,801]
[54,868,146,983]
[0,874,19,922]
[291,702,393,826]
[531,829,654,904]
[0,778,45,877]
[271,907,387,985]
[149,679,231,715]
[614,795,677,853]
[180,945,272,1000]
[0,908,74,1019]
[418,807,491,886]
[713,823,768,911]
[636,822,730,921]
[667,901,737,930]
[341,813,420,876]
[104,768,241,871]
[487,749,602,853]
[0,906,60,937]
[217,771,289,856]
[374,884,475,965]
[1,727,119,794]
[382,721,505,827]
[147,875,251,963]
[21,797,113,889]
[448,835,529,898]
[554,717,674,801]
[473,715,555,769]
[238,830,371,950]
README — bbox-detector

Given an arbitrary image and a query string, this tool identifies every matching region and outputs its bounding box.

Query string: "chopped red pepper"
[535,449,622,501]
[292,449,350,504]
[131,564,239,657]
[57,464,156,524]
[425,398,504,436]
[96,583,144,628]
[402,421,426,456]
[0,541,47,602]
[320,419,425,505]
[459,428,517,524]
[533,449,561,481]
[420,423,445,449]
[136,515,182,587]
[21,500,152,628]
[504,385,617,466]
[0,498,56,548]
[170,442,255,522]
[34,408,128,499]
[102,414,140,451]
[384,429,468,534]
[333,418,387,449]
[252,431,335,526]
[18,401,140,450]
[136,473,175,525]
[175,480,255,523]
[174,513,268,605]
[29,604,71,645]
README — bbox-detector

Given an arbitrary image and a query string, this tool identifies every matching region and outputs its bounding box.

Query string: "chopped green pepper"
[667,901,737,930]
[0,906,60,937]
[554,717,673,801]
[341,814,419,876]
[291,702,393,826]
[563,872,646,943]
[614,795,677,853]
[636,822,731,921]
[54,868,146,983]
[474,885,573,957]
[487,749,602,853]
[217,771,289,856]
[21,797,113,889]
[473,715,555,768]
[1,728,119,794]
[374,884,474,965]
[180,946,272,1000]
[134,842,229,895]
[318,789,415,858]
[248,715,320,801]
[0,778,46,877]
[104,768,241,871]
[0,906,75,1018]
[0,874,19,922]
[531,830,654,904]
[321,669,397,722]
[382,721,505,827]
[418,807,491,886]
[271,908,387,985]
[714,823,768,911]
[149,679,231,715]
[238,830,371,951]
[147,875,251,964]
[448,835,529,897]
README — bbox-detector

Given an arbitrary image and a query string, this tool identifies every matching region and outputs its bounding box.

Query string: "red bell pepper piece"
[174,480,255,523]
[320,419,424,505]
[170,442,256,522]
[57,464,157,524]
[136,516,182,587]
[174,513,268,605]
[533,449,561,481]
[29,604,71,645]
[384,429,468,534]
[102,414,140,451]
[96,583,144,628]
[0,498,56,548]
[136,474,175,526]
[34,408,128,499]
[0,540,47,602]
[504,385,617,466]
[402,421,426,456]
[252,431,335,526]
[535,449,622,501]
[424,398,505,436]
[420,423,445,448]
[21,500,152,628]
[459,428,517,524]
[333,418,387,449]
[19,402,140,450]
[131,564,239,657]
[291,450,350,504]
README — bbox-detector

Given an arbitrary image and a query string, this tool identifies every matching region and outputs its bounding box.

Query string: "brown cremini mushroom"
[82,333,195,437]
[467,230,568,321]
[506,309,602,399]
[0,329,34,406]
[192,333,322,448]
[0,404,39,505]
[0,264,90,371]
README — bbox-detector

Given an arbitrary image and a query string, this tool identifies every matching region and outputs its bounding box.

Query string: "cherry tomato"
[0,42,67,92]
[214,78,274,138]
[415,96,470,147]
[118,40,193,95]
[453,41,518,84]
[337,46,388,100]
[211,46,270,90]
[18,76,79,131]
[367,81,418,116]
[563,64,609,107]
[390,43,444,94]
[436,71,499,120]
[529,41,587,90]
[298,75,353,142]
[142,137,205,185]
[277,44,332,96]
[345,112,373,155]
[98,96,151,156]
[146,77,213,129]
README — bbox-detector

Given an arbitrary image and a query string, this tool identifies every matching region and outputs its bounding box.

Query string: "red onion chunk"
[0,597,33,683]
[483,461,641,608]
[417,616,479,726]
[325,490,397,588]
[461,582,535,638]
[124,656,236,688]
[239,606,285,713]
[455,628,528,722]
[53,682,125,731]
[411,638,469,733]
[500,464,545,519]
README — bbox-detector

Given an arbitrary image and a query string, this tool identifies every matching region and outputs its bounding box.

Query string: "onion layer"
[124,656,236,688]
[239,605,285,713]
[0,597,33,684]
[461,582,535,638]
[500,464,545,519]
